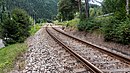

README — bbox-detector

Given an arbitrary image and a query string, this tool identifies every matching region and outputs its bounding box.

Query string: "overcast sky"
[89,0,103,6]
[82,0,103,6]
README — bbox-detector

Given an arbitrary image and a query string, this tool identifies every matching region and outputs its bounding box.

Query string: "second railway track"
[46,24,130,73]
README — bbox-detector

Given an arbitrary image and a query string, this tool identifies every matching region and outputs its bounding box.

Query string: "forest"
[1,0,58,20]
[0,0,58,44]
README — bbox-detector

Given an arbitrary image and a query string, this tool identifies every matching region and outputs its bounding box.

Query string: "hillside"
[5,0,58,20]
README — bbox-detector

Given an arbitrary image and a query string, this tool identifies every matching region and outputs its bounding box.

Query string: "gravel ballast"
[58,26,130,58]
[10,24,89,73]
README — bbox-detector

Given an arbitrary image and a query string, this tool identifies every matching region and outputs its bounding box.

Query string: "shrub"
[103,17,120,41]
[77,19,87,31]
[29,24,42,35]
[66,18,79,28]
[1,8,31,44]
[104,18,130,44]
[115,19,130,44]
[0,43,27,73]
[77,18,101,32]
[55,18,79,28]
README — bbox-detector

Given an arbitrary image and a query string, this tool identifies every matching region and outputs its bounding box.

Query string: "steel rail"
[52,26,130,65]
[46,26,103,73]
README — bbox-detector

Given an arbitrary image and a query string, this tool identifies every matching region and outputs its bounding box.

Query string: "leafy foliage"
[29,23,43,35]
[78,18,102,32]
[77,0,130,45]
[78,16,130,44]
[57,0,78,21]
[0,8,31,44]
[5,0,58,20]
[102,0,127,19]
[55,18,79,28]
[104,18,130,44]
[0,43,27,73]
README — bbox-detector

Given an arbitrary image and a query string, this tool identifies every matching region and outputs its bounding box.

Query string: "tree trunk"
[85,0,89,18]
[78,0,82,18]
[126,0,129,15]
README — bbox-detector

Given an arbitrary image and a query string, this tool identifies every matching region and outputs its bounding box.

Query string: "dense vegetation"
[57,0,130,45]
[29,23,43,35]
[0,0,57,44]
[0,43,27,73]
[2,0,58,21]
[57,0,78,21]
[0,0,55,72]
[0,8,31,44]
[0,0,129,72]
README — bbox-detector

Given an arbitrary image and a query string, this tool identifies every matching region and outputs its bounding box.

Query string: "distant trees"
[0,8,31,44]
[4,0,58,20]
[57,0,103,21]
[0,0,58,44]
[57,0,78,21]
[77,0,130,44]
[102,0,129,19]
[126,0,129,15]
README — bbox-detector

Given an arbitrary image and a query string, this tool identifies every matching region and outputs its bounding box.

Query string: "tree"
[1,8,31,44]
[4,0,58,20]
[57,0,78,21]
[85,0,89,18]
[102,0,126,19]
[126,0,129,15]
[77,0,82,18]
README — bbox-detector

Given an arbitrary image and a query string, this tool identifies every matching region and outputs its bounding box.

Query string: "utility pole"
[85,0,89,18]
[126,0,129,15]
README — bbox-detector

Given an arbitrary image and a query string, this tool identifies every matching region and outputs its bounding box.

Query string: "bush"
[55,18,79,28]
[1,8,31,44]
[29,24,42,35]
[115,19,130,44]
[104,18,130,44]
[103,17,120,41]
[0,43,27,73]
[77,18,101,32]
[78,16,130,44]
[66,18,79,28]
[77,19,86,31]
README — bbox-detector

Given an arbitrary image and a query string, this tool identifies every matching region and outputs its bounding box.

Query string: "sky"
[82,0,103,6]
[89,0,103,6]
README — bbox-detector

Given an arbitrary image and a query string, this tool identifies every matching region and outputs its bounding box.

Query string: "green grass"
[54,18,80,28]
[0,43,27,73]
[29,23,44,35]
[0,23,43,73]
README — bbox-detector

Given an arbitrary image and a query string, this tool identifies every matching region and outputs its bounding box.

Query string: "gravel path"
[10,24,90,73]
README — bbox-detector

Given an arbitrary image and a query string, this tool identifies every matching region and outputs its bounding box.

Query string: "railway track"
[46,32,92,73]
[46,25,102,73]
[46,24,130,73]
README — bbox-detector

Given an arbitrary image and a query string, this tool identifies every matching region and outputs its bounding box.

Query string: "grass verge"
[0,43,27,73]
[29,23,44,35]
[54,18,79,28]
[0,23,43,73]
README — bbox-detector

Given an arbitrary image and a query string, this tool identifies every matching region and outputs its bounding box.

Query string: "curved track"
[52,26,130,64]
[46,24,130,73]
